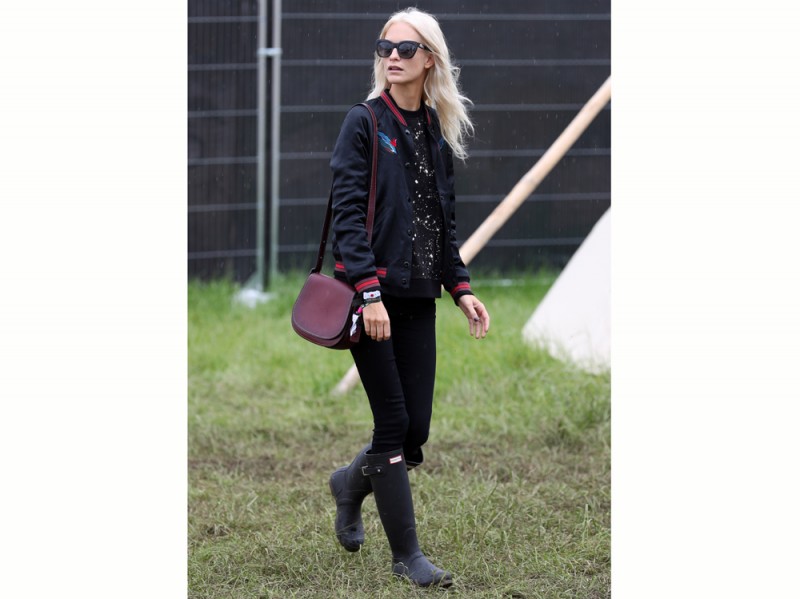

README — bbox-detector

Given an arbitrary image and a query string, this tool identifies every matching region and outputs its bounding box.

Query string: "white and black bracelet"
[362,290,382,304]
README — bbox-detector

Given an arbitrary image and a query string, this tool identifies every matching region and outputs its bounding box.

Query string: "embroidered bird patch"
[378,132,398,154]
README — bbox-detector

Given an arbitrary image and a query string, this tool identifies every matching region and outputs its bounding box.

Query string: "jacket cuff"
[449,282,474,305]
[354,276,381,294]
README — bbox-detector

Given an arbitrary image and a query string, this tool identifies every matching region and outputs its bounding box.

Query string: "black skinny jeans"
[350,295,437,458]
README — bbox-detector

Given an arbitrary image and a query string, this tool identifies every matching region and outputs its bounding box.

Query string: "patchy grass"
[189,272,610,598]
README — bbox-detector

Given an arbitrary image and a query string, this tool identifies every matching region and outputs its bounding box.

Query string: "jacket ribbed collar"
[379,89,432,127]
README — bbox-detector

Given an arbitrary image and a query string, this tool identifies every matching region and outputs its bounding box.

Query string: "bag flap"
[291,273,355,341]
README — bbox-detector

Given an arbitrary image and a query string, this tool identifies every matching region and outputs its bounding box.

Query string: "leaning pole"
[332,77,612,395]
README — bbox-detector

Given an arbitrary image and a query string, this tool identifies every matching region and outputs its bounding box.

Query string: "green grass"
[189,271,610,598]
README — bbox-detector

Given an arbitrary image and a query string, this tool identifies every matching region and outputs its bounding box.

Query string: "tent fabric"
[522,208,610,373]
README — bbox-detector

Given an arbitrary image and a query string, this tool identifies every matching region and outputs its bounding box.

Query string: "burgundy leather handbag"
[291,104,378,350]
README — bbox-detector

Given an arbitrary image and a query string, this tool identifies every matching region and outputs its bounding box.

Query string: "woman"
[327,8,490,588]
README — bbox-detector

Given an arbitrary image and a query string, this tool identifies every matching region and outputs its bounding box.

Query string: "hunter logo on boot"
[389,455,403,465]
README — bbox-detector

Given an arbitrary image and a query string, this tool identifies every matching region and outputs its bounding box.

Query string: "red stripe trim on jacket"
[355,277,380,292]
[335,263,386,277]
[449,282,472,296]
[380,91,407,126]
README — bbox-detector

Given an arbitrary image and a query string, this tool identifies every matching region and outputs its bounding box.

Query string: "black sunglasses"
[375,39,432,59]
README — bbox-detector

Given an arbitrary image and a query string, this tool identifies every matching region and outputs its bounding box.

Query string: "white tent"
[522,207,610,373]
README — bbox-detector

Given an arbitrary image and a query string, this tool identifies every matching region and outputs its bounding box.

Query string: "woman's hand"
[458,295,490,339]
[363,301,391,341]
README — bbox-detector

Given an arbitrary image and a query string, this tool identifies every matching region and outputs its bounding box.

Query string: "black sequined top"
[399,105,444,296]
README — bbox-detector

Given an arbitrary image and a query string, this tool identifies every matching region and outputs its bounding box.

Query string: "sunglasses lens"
[376,40,393,58]
[397,42,417,59]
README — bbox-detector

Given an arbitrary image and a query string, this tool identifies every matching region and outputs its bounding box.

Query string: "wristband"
[362,290,381,303]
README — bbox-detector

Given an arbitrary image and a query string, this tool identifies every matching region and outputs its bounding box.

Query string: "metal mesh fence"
[188,0,610,282]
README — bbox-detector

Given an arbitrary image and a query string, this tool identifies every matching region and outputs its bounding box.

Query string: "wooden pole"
[331,77,612,395]
[459,77,611,265]
[332,364,362,396]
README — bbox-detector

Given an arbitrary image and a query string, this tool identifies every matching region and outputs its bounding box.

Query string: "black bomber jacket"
[330,90,473,304]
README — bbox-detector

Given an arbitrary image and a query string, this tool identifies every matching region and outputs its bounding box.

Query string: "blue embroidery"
[378,132,398,154]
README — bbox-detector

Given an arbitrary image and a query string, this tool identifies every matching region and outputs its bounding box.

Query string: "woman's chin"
[386,71,407,83]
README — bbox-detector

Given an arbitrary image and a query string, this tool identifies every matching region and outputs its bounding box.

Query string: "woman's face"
[381,22,434,88]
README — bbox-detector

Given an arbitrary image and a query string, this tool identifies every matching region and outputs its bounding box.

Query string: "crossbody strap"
[313,103,378,274]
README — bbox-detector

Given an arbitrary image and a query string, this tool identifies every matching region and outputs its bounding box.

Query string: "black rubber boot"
[329,445,372,552]
[363,449,453,588]
[405,447,424,471]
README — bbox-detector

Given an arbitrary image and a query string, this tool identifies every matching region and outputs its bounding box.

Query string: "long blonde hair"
[368,8,474,161]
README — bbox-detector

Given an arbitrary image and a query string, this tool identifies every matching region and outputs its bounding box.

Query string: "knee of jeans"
[373,411,410,451]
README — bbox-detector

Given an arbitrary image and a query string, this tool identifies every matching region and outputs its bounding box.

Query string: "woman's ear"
[424,53,434,70]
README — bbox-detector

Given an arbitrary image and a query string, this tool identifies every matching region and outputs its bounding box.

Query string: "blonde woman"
[328,8,490,588]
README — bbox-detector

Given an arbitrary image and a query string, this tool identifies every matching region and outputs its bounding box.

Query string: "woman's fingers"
[458,295,490,339]
[473,303,489,339]
[363,302,391,341]
[475,302,490,337]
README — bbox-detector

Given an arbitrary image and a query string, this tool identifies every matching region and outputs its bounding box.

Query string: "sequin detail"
[406,113,443,281]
